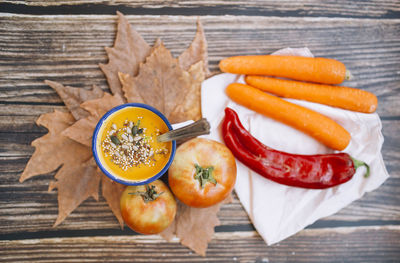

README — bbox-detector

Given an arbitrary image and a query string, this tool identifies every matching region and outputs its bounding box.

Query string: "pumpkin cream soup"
[96,106,172,182]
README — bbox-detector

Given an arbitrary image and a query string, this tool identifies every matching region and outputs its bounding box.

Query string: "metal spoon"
[157,118,210,142]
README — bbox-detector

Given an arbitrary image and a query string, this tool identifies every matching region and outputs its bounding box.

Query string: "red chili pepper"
[222,107,369,189]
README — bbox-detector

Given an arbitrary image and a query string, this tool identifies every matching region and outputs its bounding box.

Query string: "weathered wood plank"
[0,15,399,116]
[0,104,65,133]
[1,227,399,263]
[2,0,400,19]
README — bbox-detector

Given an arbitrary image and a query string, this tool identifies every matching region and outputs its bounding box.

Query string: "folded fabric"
[201,48,389,245]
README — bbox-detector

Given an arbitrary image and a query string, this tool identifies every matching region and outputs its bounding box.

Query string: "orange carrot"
[219,55,350,85]
[226,83,351,151]
[245,76,378,113]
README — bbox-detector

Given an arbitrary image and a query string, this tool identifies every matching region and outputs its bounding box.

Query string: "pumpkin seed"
[110,135,120,145]
[131,126,138,136]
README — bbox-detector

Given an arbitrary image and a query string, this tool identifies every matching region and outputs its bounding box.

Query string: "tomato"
[120,180,177,234]
[168,138,236,208]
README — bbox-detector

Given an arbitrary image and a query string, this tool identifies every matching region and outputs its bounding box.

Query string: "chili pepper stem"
[351,157,370,178]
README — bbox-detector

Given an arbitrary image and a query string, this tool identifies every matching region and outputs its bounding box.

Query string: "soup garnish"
[101,117,168,171]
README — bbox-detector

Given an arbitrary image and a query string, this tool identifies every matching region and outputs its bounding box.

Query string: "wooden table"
[1,1,399,262]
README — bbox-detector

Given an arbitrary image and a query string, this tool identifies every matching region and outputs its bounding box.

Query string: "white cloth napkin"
[201,48,389,245]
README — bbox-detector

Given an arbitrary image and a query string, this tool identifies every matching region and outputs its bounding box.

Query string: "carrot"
[225,83,351,151]
[245,76,378,113]
[219,55,350,85]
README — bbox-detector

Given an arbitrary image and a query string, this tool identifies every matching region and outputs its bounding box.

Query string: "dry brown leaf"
[224,193,234,204]
[168,61,205,122]
[118,72,145,104]
[121,43,192,121]
[160,219,176,241]
[115,38,163,104]
[62,93,125,147]
[20,111,92,183]
[19,110,98,226]
[175,202,222,256]
[62,116,98,147]
[178,19,209,76]
[45,80,104,120]
[49,158,101,227]
[101,175,126,228]
[161,195,233,256]
[81,92,125,118]
[99,11,151,97]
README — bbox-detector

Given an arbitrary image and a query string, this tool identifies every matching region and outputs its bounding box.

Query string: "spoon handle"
[157,118,210,142]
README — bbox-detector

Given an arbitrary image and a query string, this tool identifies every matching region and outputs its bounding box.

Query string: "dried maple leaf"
[168,61,205,122]
[121,42,193,122]
[178,19,209,76]
[99,11,151,97]
[160,219,176,241]
[19,110,99,226]
[113,37,161,104]
[45,80,104,120]
[161,195,233,255]
[101,175,126,228]
[49,158,101,227]
[175,202,221,256]
[20,111,92,183]
[172,19,208,121]
[62,92,125,147]
[118,72,145,104]
[119,19,207,123]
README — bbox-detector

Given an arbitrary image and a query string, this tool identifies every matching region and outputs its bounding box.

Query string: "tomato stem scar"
[129,184,164,203]
[194,164,217,188]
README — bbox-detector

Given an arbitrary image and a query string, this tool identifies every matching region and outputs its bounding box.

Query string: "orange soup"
[96,106,172,182]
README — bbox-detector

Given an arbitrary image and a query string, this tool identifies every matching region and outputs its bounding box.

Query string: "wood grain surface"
[0,2,400,262]
[2,227,400,263]
[2,1,400,18]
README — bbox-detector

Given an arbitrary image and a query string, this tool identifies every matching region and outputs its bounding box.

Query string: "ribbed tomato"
[168,138,236,208]
[120,180,176,234]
